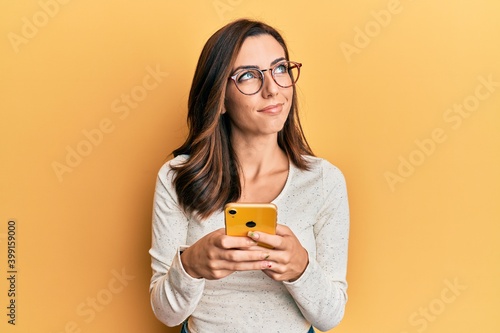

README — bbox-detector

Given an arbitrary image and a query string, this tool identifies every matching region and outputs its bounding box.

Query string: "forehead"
[233,34,286,68]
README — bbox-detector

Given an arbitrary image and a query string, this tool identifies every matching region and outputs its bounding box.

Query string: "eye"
[274,63,288,75]
[237,70,260,83]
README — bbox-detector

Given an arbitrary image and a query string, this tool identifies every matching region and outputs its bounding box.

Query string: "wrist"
[288,248,309,282]
[179,247,203,279]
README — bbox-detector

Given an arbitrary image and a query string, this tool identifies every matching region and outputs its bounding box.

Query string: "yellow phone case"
[224,203,277,248]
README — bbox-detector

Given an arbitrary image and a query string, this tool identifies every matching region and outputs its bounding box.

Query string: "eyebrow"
[231,57,287,74]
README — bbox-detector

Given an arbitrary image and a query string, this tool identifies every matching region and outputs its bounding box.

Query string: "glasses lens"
[235,69,263,95]
[273,61,300,88]
[232,62,301,95]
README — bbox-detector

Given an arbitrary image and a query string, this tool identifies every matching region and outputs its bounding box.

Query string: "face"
[224,34,293,141]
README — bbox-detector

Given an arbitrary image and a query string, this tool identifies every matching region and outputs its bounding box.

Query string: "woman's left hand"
[247,224,309,282]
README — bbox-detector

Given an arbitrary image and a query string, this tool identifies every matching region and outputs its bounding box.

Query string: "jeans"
[180,320,315,333]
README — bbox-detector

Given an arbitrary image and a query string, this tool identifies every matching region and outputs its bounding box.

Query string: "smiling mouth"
[258,103,284,113]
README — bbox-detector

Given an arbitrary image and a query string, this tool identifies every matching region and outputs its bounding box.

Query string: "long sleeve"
[148,161,206,327]
[283,162,349,331]
[149,156,349,333]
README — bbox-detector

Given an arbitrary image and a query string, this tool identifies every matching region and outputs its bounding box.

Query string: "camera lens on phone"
[245,221,256,228]
[229,209,237,215]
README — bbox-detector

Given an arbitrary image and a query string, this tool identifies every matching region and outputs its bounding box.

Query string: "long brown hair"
[172,19,314,219]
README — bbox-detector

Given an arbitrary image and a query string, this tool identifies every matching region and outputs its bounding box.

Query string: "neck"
[231,134,288,180]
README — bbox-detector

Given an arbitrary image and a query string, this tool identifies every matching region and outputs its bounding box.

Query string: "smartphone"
[224,202,277,248]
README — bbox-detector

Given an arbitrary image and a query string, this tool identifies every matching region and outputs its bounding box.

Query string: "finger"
[223,260,272,272]
[217,234,258,249]
[261,262,298,282]
[261,267,287,282]
[260,260,286,274]
[221,249,271,262]
[247,231,282,249]
[236,262,269,271]
[261,260,274,270]
[275,224,292,236]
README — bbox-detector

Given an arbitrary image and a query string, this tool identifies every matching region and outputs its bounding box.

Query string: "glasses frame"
[229,61,302,95]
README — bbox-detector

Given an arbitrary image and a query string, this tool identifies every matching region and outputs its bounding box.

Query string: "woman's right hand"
[180,228,270,280]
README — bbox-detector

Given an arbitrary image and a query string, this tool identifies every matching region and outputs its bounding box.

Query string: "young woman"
[149,19,349,333]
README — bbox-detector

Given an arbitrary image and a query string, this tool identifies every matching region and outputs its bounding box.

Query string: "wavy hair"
[172,19,314,219]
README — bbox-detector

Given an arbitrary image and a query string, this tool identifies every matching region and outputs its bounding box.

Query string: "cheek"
[225,85,245,112]
[225,96,247,114]
[283,88,293,108]
[225,92,258,114]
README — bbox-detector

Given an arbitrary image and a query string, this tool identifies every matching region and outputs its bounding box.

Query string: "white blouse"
[149,155,350,333]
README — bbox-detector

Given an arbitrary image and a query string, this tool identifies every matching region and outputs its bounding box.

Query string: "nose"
[261,70,279,97]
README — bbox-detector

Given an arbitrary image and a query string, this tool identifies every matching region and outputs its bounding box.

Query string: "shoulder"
[157,154,189,182]
[289,155,347,197]
[302,155,346,183]
[158,154,188,172]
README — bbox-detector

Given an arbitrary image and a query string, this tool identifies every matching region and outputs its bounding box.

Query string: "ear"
[221,103,227,114]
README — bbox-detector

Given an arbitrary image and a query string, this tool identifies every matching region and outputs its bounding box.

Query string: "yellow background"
[1,0,499,332]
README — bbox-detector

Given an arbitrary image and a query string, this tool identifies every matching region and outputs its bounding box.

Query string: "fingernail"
[247,231,259,239]
[262,261,272,269]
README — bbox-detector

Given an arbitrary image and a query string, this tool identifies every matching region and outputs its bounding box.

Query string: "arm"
[285,165,349,331]
[149,164,205,327]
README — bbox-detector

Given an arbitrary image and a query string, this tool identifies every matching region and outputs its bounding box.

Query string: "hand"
[247,225,309,282]
[180,228,273,280]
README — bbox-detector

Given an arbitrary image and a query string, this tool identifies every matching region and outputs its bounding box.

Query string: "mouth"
[258,103,284,113]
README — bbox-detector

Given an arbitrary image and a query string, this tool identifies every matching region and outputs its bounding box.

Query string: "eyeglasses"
[229,61,302,95]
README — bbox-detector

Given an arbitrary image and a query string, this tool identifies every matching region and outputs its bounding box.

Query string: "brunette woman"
[149,19,349,333]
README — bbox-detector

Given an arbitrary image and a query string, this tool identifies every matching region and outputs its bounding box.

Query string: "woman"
[149,19,349,333]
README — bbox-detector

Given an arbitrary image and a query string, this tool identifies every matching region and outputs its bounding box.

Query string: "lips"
[258,103,284,113]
